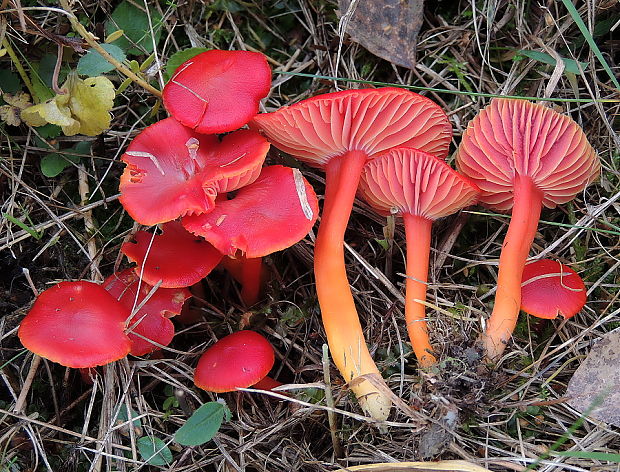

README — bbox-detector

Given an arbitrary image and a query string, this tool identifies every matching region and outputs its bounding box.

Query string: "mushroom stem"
[315,150,391,421]
[403,214,436,367]
[239,256,264,306]
[482,175,543,360]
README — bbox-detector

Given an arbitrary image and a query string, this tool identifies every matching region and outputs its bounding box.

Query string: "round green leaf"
[77,44,126,77]
[174,401,226,446]
[137,436,172,466]
[105,1,162,56]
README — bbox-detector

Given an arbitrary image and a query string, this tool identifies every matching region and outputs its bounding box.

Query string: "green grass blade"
[275,71,619,103]
[555,451,620,462]
[3,213,43,240]
[559,0,620,90]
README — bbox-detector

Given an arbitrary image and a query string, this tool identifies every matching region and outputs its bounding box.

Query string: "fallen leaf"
[22,73,115,136]
[0,92,32,126]
[338,0,424,69]
[567,328,620,427]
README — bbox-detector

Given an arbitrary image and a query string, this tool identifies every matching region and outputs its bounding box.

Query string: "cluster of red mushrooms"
[18,50,600,421]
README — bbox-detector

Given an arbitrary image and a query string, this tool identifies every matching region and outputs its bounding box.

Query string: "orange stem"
[315,151,391,421]
[239,256,264,306]
[483,175,543,360]
[403,214,436,367]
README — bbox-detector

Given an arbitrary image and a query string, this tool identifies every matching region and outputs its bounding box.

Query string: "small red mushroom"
[119,118,269,226]
[163,50,271,134]
[121,221,224,288]
[359,147,479,366]
[520,259,586,320]
[194,330,280,393]
[456,99,600,360]
[104,269,191,356]
[18,281,131,368]
[251,88,452,419]
[183,165,319,306]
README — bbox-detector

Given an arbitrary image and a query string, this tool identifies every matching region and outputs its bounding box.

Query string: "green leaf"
[556,451,620,462]
[136,436,172,466]
[165,47,209,80]
[77,44,126,77]
[35,123,62,139]
[40,151,80,177]
[517,50,588,75]
[39,54,69,88]
[117,405,142,430]
[106,1,163,56]
[174,402,226,446]
[0,69,21,94]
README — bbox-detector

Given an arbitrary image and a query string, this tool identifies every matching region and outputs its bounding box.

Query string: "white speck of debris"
[293,169,313,220]
[220,153,247,167]
[186,137,200,161]
[126,151,165,176]
[216,215,227,226]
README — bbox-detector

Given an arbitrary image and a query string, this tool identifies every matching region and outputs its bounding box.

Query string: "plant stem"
[1,38,37,101]
[57,0,162,98]
[239,256,264,306]
[315,150,391,421]
[403,214,436,367]
[482,175,543,361]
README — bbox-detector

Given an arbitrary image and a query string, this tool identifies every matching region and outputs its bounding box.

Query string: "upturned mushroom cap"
[122,221,223,288]
[18,281,131,368]
[250,87,452,167]
[359,147,479,218]
[194,330,274,393]
[163,50,271,134]
[104,269,191,356]
[521,259,586,319]
[456,99,600,211]
[183,165,319,257]
[120,118,269,225]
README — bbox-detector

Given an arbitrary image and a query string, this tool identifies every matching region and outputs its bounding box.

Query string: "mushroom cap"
[183,165,319,258]
[163,50,271,134]
[122,220,223,288]
[120,119,269,225]
[455,99,600,211]
[250,87,452,168]
[521,259,586,319]
[359,147,479,219]
[18,281,131,368]
[104,269,191,356]
[194,330,275,393]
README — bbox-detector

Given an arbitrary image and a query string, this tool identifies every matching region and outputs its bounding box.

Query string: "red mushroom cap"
[104,269,191,355]
[121,220,224,288]
[521,259,586,319]
[250,87,452,167]
[163,50,271,134]
[194,330,275,393]
[456,99,600,211]
[359,147,479,219]
[18,281,131,368]
[183,165,318,257]
[120,119,269,225]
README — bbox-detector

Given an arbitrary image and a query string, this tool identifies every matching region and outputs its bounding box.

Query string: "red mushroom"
[163,50,271,134]
[520,259,586,320]
[455,99,599,360]
[104,269,191,356]
[359,147,479,366]
[121,220,224,288]
[119,118,269,226]
[194,330,279,393]
[18,281,131,368]
[183,165,319,305]
[251,88,451,419]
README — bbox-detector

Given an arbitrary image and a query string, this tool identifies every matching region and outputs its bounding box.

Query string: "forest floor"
[0,0,619,471]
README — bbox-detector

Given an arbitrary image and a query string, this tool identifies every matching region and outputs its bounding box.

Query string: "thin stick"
[322,344,343,458]
[13,355,42,413]
[57,0,162,98]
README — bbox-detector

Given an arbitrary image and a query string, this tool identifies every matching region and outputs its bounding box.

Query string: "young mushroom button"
[455,99,599,360]
[251,88,452,420]
[359,147,479,367]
